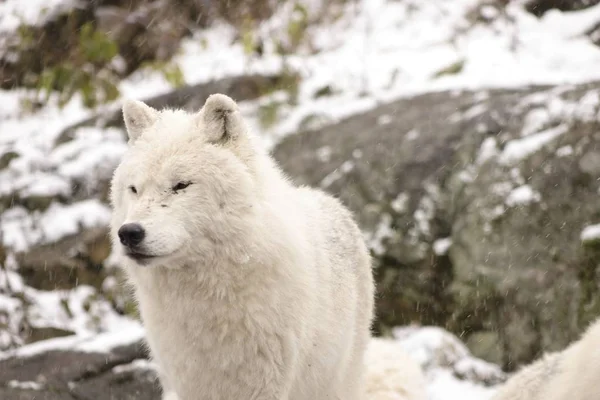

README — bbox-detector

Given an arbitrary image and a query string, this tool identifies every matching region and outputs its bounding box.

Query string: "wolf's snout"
[118,223,146,247]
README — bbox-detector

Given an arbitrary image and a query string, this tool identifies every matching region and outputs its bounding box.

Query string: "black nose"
[118,223,145,247]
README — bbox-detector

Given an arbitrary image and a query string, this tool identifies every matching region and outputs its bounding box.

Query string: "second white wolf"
[492,317,600,400]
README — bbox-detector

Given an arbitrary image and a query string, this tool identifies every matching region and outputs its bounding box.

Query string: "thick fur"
[365,338,427,400]
[490,352,562,400]
[110,94,375,400]
[492,317,600,400]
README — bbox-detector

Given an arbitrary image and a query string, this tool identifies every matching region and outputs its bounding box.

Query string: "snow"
[522,108,552,137]
[0,321,144,361]
[0,0,77,33]
[414,197,436,237]
[505,184,541,207]
[391,192,410,214]
[26,285,137,338]
[367,213,395,256]
[0,291,24,349]
[146,0,600,144]
[1,199,112,252]
[316,146,332,162]
[76,322,144,353]
[433,238,453,256]
[7,380,43,390]
[581,224,600,243]
[51,127,127,181]
[406,129,420,141]
[556,145,574,157]
[499,124,568,165]
[476,138,500,164]
[17,174,71,198]
[393,326,505,400]
[112,358,156,374]
[320,160,354,188]
[377,114,393,126]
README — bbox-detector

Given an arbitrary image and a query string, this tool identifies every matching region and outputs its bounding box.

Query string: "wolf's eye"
[172,181,191,192]
[129,185,137,194]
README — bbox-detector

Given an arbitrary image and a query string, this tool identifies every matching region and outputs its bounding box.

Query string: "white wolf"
[109,93,375,400]
[492,317,600,400]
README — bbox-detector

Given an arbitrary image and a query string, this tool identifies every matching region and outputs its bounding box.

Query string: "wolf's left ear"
[122,100,158,142]
[198,94,247,143]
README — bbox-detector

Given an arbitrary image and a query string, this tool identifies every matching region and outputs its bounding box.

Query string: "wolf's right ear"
[197,94,247,143]
[122,100,158,142]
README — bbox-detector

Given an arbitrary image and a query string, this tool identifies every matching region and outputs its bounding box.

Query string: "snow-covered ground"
[394,326,504,400]
[0,317,504,400]
[2,0,600,397]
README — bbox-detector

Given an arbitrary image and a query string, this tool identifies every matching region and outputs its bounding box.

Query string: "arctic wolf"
[109,94,375,400]
[492,317,600,400]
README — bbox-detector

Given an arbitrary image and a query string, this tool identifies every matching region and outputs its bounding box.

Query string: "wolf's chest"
[140,288,287,399]
[136,278,279,353]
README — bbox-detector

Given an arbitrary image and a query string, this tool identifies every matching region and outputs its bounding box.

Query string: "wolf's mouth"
[125,250,156,263]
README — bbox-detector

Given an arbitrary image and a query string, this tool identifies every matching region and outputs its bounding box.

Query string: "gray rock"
[0,339,159,399]
[524,0,600,16]
[273,82,600,370]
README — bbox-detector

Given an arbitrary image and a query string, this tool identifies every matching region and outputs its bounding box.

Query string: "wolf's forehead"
[121,155,193,189]
[129,143,198,171]
[157,110,193,130]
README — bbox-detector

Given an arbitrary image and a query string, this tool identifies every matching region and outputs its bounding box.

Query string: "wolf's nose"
[118,223,145,247]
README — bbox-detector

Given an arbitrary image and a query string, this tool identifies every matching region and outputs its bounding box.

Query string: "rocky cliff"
[3,0,600,395]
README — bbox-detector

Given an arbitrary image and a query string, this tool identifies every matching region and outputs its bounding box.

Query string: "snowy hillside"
[2,0,600,398]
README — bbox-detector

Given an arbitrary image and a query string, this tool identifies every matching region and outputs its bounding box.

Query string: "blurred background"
[1,0,600,398]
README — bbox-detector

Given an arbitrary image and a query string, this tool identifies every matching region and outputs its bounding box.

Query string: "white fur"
[365,338,427,400]
[110,94,375,400]
[162,392,180,400]
[492,317,600,400]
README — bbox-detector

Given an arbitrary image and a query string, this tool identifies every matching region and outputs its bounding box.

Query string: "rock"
[0,349,158,399]
[23,327,75,345]
[0,152,19,171]
[0,326,156,399]
[0,388,70,400]
[272,82,600,370]
[524,0,600,16]
[69,364,161,400]
[466,331,504,366]
[579,149,600,175]
[15,227,110,291]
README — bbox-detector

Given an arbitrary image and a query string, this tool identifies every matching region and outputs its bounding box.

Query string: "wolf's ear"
[122,100,158,142]
[197,94,247,143]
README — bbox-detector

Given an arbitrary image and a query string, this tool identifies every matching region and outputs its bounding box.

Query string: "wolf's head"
[109,94,261,268]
